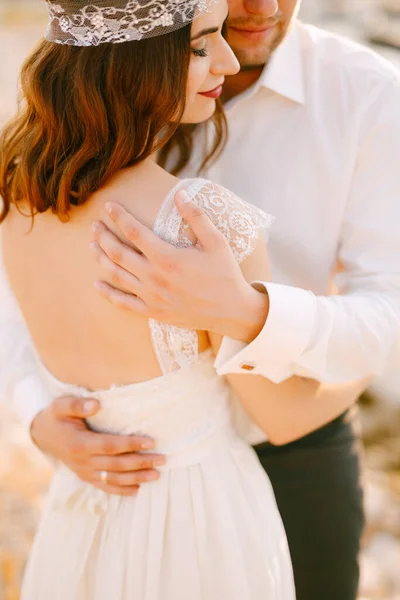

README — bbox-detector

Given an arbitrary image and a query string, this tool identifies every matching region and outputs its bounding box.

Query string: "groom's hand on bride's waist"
[90,190,269,343]
[30,396,165,496]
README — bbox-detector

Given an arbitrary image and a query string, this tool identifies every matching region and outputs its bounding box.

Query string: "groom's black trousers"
[254,407,365,600]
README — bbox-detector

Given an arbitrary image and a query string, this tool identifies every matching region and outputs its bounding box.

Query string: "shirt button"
[240,363,255,371]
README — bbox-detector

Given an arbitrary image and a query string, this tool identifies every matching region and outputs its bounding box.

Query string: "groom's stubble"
[226,12,286,69]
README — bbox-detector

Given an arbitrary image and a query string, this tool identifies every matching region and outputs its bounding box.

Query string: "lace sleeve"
[149,178,274,375]
[178,181,274,264]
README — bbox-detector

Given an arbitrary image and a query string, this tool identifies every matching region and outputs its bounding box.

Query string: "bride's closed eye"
[191,46,208,57]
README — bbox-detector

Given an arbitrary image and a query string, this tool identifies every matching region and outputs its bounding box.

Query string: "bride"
[0,1,360,598]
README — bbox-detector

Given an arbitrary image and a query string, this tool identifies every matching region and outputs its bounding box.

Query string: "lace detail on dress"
[149,178,274,375]
[177,180,273,264]
[148,180,203,375]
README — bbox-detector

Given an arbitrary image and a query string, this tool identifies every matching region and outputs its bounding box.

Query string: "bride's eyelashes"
[191,46,208,57]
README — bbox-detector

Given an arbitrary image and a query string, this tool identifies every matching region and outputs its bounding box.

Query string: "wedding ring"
[100,470,108,484]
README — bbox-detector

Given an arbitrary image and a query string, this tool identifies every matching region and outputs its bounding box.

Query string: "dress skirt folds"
[21,353,295,600]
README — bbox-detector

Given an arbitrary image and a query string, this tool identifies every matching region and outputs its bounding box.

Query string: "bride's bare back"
[2,159,210,390]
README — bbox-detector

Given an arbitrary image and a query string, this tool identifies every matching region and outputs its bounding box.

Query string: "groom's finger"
[92,453,165,473]
[77,429,156,456]
[103,202,172,261]
[51,396,100,419]
[96,470,160,487]
[174,190,226,251]
[92,222,147,281]
[94,281,149,314]
[94,482,140,497]
[90,241,143,296]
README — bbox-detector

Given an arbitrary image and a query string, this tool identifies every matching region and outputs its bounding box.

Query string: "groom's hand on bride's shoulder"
[91,190,267,341]
[30,396,165,496]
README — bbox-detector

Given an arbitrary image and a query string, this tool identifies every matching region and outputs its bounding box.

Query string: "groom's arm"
[0,290,53,430]
[92,75,400,385]
[215,73,400,383]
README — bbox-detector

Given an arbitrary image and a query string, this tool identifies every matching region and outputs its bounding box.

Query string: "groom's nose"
[242,0,278,16]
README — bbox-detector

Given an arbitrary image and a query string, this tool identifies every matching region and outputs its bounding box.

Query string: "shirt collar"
[257,21,305,105]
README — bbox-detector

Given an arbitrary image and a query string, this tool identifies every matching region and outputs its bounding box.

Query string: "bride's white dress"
[0,179,296,599]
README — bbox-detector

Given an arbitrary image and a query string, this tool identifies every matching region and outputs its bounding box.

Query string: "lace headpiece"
[44,0,216,46]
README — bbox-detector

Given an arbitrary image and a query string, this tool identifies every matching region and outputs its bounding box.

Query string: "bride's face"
[182,0,240,123]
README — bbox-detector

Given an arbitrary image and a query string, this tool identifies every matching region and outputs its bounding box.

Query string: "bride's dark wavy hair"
[0,24,226,223]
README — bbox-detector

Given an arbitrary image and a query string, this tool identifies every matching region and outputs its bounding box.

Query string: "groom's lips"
[199,84,224,99]
[229,23,278,42]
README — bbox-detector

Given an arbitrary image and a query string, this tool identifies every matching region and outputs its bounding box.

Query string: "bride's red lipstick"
[199,84,223,99]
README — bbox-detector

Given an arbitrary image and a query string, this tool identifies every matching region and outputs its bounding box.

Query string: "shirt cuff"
[215,282,317,382]
[12,375,52,433]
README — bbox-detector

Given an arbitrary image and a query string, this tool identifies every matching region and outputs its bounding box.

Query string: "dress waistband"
[50,428,240,516]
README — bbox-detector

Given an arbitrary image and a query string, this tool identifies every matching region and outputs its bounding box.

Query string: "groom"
[10,1,400,599]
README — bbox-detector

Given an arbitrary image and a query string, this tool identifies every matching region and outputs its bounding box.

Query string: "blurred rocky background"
[0,1,399,599]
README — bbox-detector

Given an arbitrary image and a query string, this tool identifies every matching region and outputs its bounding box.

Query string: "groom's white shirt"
[1,21,400,433]
[193,21,400,384]
[0,244,52,430]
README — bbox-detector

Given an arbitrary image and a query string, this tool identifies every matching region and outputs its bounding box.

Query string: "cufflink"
[240,362,256,371]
